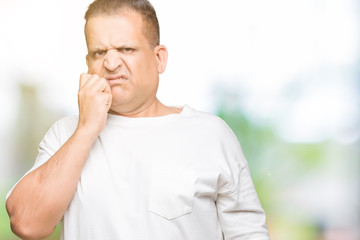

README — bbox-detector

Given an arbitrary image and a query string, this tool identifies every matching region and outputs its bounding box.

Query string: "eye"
[118,48,134,53]
[93,50,106,58]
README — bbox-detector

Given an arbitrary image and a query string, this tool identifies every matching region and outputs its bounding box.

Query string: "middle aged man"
[6,0,270,239]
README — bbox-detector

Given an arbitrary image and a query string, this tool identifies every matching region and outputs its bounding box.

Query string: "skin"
[6,10,180,239]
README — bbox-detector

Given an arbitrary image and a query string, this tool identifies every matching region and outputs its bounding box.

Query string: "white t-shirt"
[8,105,269,240]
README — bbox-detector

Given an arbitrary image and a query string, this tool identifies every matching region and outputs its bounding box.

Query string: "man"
[6,0,270,239]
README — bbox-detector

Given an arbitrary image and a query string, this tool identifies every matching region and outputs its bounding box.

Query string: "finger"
[81,74,102,90]
[88,76,110,92]
[102,80,111,94]
[79,73,92,89]
[105,93,113,106]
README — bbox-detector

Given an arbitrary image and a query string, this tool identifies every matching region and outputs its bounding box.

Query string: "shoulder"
[183,106,247,168]
[53,115,78,129]
[42,115,78,146]
[180,106,241,150]
[183,106,234,136]
[51,115,78,133]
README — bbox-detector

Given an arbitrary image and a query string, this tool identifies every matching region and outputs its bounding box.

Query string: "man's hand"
[77,73,112,137]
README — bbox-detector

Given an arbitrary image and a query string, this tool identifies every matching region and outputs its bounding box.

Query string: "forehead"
[85,11,147,49]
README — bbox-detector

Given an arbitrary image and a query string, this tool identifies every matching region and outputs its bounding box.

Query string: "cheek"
[88,60,103,74]
[126,60,145,80]
[126,54,158,86]
[133,58,157,79]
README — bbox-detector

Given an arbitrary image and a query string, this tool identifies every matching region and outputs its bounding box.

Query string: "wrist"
[74,125,100,143]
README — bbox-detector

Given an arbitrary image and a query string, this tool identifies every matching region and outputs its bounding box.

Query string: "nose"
[103,49,123,72]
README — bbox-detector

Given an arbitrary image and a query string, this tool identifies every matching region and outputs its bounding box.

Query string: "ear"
[154,45,168,74]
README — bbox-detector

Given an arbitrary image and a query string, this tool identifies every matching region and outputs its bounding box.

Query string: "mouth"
[105,74,128,85]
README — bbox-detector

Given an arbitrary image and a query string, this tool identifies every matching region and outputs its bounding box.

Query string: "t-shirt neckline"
[106,104,191,126]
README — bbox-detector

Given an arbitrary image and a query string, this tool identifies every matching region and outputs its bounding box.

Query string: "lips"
[105,74,128,81]
[105,74,128,86]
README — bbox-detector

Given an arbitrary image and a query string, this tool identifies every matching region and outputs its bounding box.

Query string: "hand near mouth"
[77,73,113,137]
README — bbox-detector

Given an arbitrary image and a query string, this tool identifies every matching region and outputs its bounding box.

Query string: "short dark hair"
[84,0,160,48]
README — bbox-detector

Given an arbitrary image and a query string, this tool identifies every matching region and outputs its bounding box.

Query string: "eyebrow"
[90,44,135,50]
[87,45,139,57]
[88,47,106,53]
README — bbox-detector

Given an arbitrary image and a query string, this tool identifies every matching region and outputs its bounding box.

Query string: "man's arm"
[6,74,112,240]
[214,120,270,240]
[216,163,270,240]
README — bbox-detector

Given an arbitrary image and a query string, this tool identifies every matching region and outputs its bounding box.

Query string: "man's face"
[85,11,162,114]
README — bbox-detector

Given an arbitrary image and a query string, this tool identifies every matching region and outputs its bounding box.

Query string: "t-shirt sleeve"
[6,116,77,200]
[215,120,270,240]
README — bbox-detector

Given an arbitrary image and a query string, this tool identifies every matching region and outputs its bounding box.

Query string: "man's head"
[84,0,168,116]
[85,0,160,49]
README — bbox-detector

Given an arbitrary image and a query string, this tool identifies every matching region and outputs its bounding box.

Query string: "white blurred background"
[0,0,359,239]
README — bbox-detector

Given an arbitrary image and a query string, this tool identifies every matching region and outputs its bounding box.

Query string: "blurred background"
[0,0,359,239]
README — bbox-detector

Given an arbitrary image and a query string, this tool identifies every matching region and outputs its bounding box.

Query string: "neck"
[108,98,181,118]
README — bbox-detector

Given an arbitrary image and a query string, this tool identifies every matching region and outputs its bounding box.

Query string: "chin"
[110,86,128,100]
[111,97,129,107]
[110,93,135,110]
